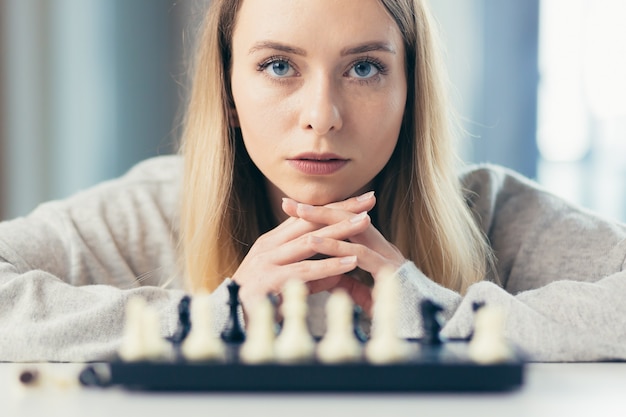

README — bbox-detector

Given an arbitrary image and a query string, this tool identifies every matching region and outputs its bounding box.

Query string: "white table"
[3,363,626,417]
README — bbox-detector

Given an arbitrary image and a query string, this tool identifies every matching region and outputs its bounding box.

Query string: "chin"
[287,188,349,206]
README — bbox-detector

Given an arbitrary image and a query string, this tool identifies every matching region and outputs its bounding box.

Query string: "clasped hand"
[232,191,406,316]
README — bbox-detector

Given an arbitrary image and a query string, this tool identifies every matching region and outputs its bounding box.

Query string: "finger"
[282,256,358,289]
[345,223,406,263]
[306,274,373,316]
[325,191,376,212]
[294,204,372,230]
[306,236,390,274]
[306,275,342,294]
[266,213,372,265]
[282,191,376,220]
[334,275,373,316]
[307,234,405,278]
[253,212,322,249]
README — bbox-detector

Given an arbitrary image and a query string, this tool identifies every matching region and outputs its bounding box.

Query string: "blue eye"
[265,59,295,77]
[349,61,379,79]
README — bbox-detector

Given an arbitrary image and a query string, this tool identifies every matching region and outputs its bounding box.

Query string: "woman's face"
[230,0,407,211]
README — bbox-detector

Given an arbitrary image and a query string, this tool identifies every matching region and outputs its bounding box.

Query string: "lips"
[288,153,349,175]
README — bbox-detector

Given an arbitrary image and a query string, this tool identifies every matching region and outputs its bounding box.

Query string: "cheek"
[361,94,405,143]
[232,80,295,140]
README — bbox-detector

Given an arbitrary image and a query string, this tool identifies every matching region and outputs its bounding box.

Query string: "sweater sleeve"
[0,156,231,362]
[395,262,626,362]
[394,165,626,362]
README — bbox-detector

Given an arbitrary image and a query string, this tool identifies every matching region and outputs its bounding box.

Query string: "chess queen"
[1,0,625,363]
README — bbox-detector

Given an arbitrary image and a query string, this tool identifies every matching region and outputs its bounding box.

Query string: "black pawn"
[353,305,368,343]
[468,301,486,341]
[168,295,191,346]
[420,299,444,345]
[220,281,246,343]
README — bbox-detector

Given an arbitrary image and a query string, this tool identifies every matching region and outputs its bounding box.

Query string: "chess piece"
[142,304,172,360]
[317,289,362,363]
[468,304,512,364]
[365,269,411,364]
[353,305,368,343]
[168,295,192,346]
[182,294,226,361]
[221,281,246,343]
[118,297,171,361]
[420,299,444,345]
[118,297,146,361]
[240,295,276,364]
[274,280,315,363]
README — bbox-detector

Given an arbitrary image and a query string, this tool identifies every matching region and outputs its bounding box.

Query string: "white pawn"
[240,296,276,364]
[142,305,173,360]
[119,297,147,361]
[119,297,171,361]
[317,289,362,363]
[274,280,315,363]
[468,305,512,364]
[182,294,226,361]
[365,269,411,364]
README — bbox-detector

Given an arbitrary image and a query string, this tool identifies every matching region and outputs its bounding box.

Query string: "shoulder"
[0,155,184,279]
[457,162,626,229]
[122,154,183,184]
[458,163,626,289]
[458,163,542,203]
[60,154,183,214]
[457,163,554,235]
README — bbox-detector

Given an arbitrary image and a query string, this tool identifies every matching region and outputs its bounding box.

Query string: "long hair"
[179,0,494,293]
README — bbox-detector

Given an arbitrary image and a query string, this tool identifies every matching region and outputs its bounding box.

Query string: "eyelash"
[346,56,388,85]
[256,55,389,84]
[256,55,297,83]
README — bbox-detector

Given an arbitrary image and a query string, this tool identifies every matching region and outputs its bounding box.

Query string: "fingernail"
[282,198,297,207]
[340,255,357,264]
[350,211,368,223]
[357,191,375,201]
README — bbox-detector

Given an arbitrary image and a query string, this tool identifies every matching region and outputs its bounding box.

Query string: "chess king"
[1,0,625,363]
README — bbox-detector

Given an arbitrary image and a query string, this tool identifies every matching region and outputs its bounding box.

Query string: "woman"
[0,0,624,362]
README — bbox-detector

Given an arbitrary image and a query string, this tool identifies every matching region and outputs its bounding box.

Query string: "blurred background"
[1,0,625,222]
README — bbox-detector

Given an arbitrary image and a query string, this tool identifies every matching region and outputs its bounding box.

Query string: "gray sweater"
[1,155,625,362]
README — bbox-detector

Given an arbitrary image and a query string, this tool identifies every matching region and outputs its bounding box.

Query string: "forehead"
[232,0,404,52]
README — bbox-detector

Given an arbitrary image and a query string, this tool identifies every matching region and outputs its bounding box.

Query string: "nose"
[299,75,343,135]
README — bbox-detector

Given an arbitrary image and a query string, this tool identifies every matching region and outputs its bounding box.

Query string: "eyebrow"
[248,41,307,56]
[248,41,396,56]
[341,42,396,56]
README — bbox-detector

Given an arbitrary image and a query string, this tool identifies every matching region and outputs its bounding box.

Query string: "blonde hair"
[179,0,494,294]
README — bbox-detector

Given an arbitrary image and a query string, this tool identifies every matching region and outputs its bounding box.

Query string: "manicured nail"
[357,191,375,201]
[340,255,357,264]
[350,211,368,223]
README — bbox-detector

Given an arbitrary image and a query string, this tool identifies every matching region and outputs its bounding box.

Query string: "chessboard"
[80,278,525,393]
[79,339,524,392]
